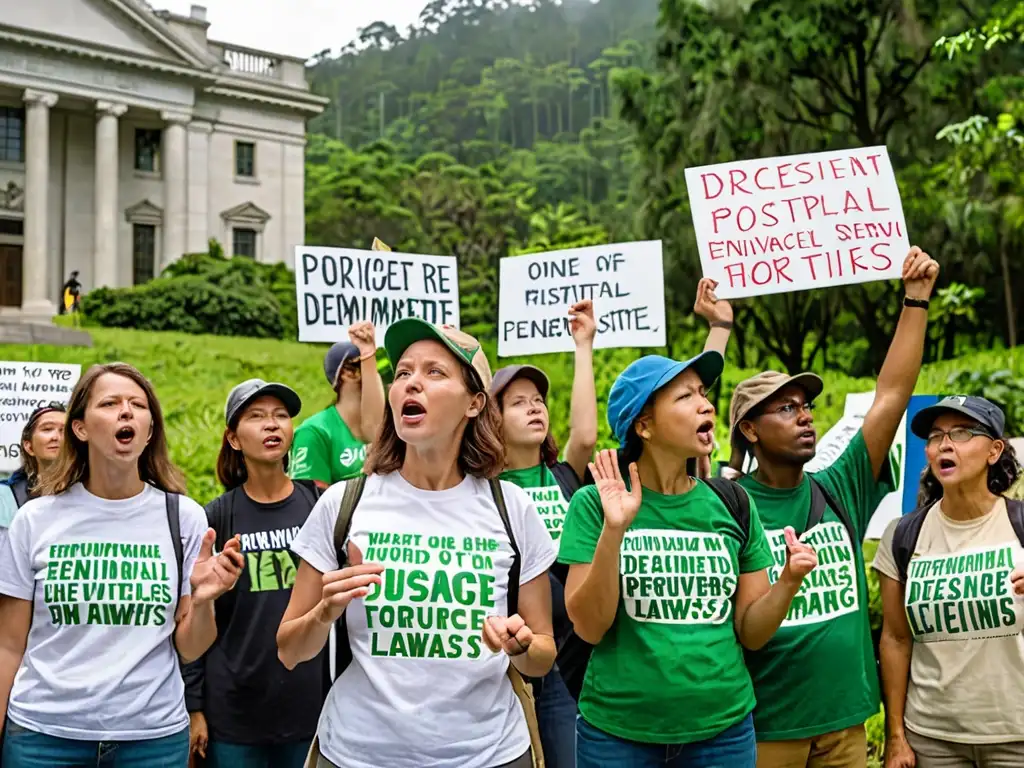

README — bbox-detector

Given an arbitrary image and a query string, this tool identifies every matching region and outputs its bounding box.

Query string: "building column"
[186,121,212,254]
[21,89,58,321]
[94,101,127,289]
[161,111,189,269]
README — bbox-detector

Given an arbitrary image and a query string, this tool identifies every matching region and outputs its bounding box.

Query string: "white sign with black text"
[0,362,80,473]
[498,241,666,357]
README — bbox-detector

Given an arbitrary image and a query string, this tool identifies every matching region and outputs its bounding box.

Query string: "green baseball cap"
[383,318,492,389]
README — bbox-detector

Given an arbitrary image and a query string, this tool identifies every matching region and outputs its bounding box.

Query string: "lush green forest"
[298,0,1024,380]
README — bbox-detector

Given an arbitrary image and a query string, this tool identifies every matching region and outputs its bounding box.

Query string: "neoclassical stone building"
[0,0,325,319]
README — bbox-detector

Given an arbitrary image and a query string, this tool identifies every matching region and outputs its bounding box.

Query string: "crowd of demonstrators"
[184,379,328,768]
[279,318,556,768]
[0,363,244,767]
[491,298,597,768]
[875,396,1024,768]
[5,245,1024,768]
[289,323,384,489]
[729,247,940,768]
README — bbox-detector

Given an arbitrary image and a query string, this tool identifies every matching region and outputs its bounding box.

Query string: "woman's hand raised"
[589,449,641,532]
[316,542,384,624]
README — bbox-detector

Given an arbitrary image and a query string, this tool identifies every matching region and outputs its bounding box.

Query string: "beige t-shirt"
[874,498,1024,744]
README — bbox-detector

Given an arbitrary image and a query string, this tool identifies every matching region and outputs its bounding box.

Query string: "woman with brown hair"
[3,402,67,509]
[185,378,328,768]
[278,318,557,768]
[0,362,244,767]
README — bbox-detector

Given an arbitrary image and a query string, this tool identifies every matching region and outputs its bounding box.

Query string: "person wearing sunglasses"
[290,323,385,490]
[2,403,68,510]
[729,247,940,767]
[874,396,1024,768]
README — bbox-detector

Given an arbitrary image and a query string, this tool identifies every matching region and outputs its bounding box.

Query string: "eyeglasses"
[767,402,816,419]
[926,427,992,446]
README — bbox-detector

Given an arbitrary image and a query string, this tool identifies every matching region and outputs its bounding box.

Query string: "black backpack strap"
[10,477,29,509]
[334,475,367,568]
[703,478,751,547]
[549,462,583,501]
[1007,499,1024,548]
[489,478,521,616]
[165,493,184,609]
[808,476,856,542]
[891,505,931,584]
[293,478,323,509]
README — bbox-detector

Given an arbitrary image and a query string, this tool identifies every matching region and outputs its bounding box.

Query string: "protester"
[278,318,557,768]
[491,299,597,768]
[559,348,818,768]
[290,322,384,489]
[3,402,67,508]
[874,396,1024,768]
[60,271,82,316]
[729,246,939,768]
[0,362,244,767]
[184,379,328,768]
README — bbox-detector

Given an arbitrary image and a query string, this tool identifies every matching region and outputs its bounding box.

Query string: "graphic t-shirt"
[290,406,366,485]
[191,484,327,745]
[290,473,556,768]
[499,463,571,545]
[557,481,774,744]
[738,431,893,740]
[874,499,1024,744]
[0,483,206,740]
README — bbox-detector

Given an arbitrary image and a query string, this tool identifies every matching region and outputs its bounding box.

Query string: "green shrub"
[81,278,284,339]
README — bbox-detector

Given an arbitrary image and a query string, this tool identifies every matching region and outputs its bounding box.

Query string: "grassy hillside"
[4,327,1017,506]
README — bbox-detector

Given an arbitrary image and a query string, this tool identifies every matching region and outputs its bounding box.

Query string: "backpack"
[10,476,30,509]
[330,474,520,679]
[806,476,856,545]
[891,498,1024,584]
[557,477,754,702]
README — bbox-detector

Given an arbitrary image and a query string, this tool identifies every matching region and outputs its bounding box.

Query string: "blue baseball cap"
[607,352,725,445]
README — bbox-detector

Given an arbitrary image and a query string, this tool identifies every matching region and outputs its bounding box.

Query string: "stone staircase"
[0,319,93,347]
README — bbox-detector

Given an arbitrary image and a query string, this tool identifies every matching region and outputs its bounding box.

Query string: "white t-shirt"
[290,472,556,768]
[0,483,207,741]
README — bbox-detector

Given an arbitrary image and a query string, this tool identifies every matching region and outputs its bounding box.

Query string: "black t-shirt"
[184,482,329,745]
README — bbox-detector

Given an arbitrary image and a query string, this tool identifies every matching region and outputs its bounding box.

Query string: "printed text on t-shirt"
[524,485,568,541]
[766,522,858,627]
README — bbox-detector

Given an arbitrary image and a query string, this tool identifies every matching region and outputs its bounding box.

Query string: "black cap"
[490,365,550,400]
[324,341,361,388]
[910,395,1006,439]
[225,379,302,427]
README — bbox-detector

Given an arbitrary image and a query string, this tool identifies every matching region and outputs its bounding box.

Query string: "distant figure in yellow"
[61,271,82,323]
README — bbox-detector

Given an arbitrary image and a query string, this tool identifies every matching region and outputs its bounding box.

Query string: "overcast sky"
[159,0,426,59]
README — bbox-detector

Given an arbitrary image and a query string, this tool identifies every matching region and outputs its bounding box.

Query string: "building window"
[132,224,156,284]
[0,108,24,164]
[135,128,162,172]
[233,227,257,258]
[235,141,255,177]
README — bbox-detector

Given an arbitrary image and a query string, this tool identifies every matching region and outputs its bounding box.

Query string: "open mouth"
[797,429,816,445]
[115,426,135,445]
[938,457,957,474]
[696,420,715,445]
[527,418,546,429]
[401,400,426,425]
[263,435,283,449]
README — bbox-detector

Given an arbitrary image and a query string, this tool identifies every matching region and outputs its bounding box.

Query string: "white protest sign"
[296,246,460,344]
[498,241,666,357]
[0,362,80,473]
[685,146,909,299]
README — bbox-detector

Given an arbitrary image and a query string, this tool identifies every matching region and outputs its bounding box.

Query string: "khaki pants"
[906,730,1024,768]
[757,724,867,768]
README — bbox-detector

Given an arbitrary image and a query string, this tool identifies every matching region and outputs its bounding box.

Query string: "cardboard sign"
[296,246,460,344]
[0,362,80,473]
[685,147,909,298]
[498,241,666,357]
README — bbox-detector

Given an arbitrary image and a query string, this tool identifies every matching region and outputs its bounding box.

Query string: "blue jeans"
[2,720,189,767]
[576,712,756,768]
[206,738,310,768]
[535,666,577,768]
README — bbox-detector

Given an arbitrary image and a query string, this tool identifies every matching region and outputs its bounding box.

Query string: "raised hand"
[902,246,939,301]
[348,322,377,358]
[189,531,245,604]
[693,277,733,325]
[778,527,817,588]
[317,542,383,624]
[569,300,597,347]
[589,448,642,531]
[483,613,534,656]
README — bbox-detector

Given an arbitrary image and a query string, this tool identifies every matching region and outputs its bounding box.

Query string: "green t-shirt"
[558,481,773,744]
[738,430,895,741]
[289,406,366,485]
[499,463,570,544]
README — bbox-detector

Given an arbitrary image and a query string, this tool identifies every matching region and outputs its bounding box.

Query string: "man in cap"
[290,322,384,489]
[729,246,939,767]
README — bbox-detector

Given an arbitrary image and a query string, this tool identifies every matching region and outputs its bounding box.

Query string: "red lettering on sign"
[754,167,774,191]
[730,169,752,196]
[712,207,730,234]
[709,242,725,260]
[702,173,724,200]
